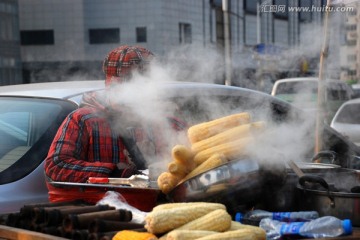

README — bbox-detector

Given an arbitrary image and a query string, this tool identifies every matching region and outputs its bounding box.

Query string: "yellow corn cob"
[196,229,259,240]
[152,202,219,212]
[112,230,158,240]
[193,136,254,165]
[191,121,265,154]
[180,153,227,183]
[171,145,194,164]
[166,230,217,240]
[229,221,266,240]
[187,112,251,144]
[171,145,196,171]
[168,160,189,178]
[172,209,231,232]
[145,203,226,234]
[157,172,180,194]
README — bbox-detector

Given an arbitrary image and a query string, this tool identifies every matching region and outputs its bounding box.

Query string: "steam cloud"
[106,43,319,174]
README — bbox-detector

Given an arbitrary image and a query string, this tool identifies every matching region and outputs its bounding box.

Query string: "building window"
[244,0,257,14]
[348,70,357,77]
[136,27,147,43]
[20,30,54,45]
[179,23,192,44]
[347,40,357,46]
[348,9,357,16]
[273,0,288,19]
[299,0,312,22]
[348,55,356,62]
[89,28,119,44]
[346,24,357,31]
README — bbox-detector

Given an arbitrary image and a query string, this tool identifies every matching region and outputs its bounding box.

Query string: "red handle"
[88,177,110,184]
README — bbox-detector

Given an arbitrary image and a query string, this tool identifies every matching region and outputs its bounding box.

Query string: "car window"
[0,97,77,182]
[0,99,62,171]
[353,88,360,98]
[335,103,360,124]
[327,88,339,101]
[274,81,317,95]
[0,112,29,144]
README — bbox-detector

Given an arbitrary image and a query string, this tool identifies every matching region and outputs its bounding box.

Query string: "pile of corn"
[157,112,266,194]
[143,202,266,240]
[113,202,265,240]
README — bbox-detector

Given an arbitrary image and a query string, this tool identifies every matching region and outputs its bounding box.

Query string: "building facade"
[2,0,338,90]
[0,0,22,85]
[340,1,359,83]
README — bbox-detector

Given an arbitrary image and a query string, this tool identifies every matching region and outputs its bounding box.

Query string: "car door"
[0,96,78,214]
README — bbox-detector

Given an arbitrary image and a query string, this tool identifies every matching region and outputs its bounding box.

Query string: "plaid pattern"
[44,104,187,184]
[44,107,124,183]
[103,45,154,87]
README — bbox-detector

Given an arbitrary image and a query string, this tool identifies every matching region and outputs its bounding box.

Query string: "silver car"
[331,98,360,146]
[0,80,104,214]
[0,80,359,214]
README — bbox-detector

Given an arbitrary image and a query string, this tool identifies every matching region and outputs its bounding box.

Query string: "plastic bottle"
[235,209,319,223]
[259,216,352,239]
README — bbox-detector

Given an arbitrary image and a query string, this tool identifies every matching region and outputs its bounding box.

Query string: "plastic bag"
[96,191,147,224]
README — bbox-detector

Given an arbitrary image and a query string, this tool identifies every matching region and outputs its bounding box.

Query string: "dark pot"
[261,160,353,212]
[296,172,360,226]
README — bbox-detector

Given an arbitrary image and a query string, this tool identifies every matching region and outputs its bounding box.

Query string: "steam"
[105,45,228,168]
[160,43,225,84]
[104,44,319,172]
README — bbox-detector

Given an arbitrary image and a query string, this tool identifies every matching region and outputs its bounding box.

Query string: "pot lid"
[288,162,341,170]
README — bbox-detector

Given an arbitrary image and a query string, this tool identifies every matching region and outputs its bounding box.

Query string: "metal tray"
[50,181,159,190]
[169,158,264,205]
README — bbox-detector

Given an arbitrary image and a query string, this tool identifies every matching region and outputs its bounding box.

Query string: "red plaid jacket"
[44,92,186,184]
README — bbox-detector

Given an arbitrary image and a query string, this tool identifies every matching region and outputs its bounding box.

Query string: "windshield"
[335,103,360,124]
[275,81,318,95]
[0,97,76,183]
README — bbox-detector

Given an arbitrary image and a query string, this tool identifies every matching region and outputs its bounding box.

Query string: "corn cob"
[145,203,226,234]
[180,153,227,183]
[196,229,259,240]
[112,230,158,240]
[168,160,189,178]
[157,171,180,194]
[152,202,220,212]
[171,145,196,172]
[171,209,231,232]
[166,230,217,240]
[229,221,266,240]
[193,136,254,165]
[191,121,265,153]
[187,112,251,144]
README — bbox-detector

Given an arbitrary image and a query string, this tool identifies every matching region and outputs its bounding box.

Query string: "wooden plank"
[0,225,67,240]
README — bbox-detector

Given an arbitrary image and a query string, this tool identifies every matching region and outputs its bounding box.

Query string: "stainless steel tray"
[169,158,264,204]
[50,181,159,190]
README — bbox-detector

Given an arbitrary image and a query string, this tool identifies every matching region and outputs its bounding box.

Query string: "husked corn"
[112,230,158,240]
[145,203,226,234]
[171,145,194,162]
[187,112,251,144]
[168,160,188,178]
[173,209,231,232]
[166,230,217,240]
[152,202,221,212]
[229,221,266,240]
[193,136,254,165]
[157,172,180,194]
[171,145,196,172]
[191,121,265,153]
[196,229,259,240]
[181,153,227,183]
